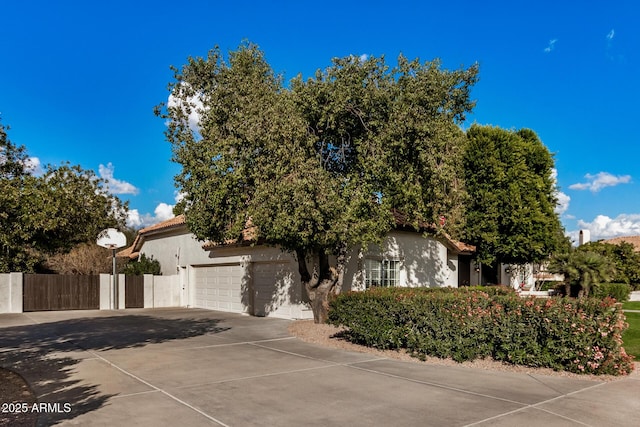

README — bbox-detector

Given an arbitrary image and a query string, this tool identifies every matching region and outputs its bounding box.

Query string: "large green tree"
[0,121,128,272]
[578,241,640,289]
[463,125,567,280]
[159,43,478,322]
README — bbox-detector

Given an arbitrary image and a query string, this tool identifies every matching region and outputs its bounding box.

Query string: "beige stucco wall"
[139,227,214,276]
[344,231,458,290]
[137,228,460,319]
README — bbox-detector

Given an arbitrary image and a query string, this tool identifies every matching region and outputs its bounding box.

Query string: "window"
[364,259,400,288]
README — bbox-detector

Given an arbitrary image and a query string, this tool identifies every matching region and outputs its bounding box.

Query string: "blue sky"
[1,0,638,242]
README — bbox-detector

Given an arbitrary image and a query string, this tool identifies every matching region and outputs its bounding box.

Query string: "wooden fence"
[125,275,144,308]
[23,274,146,311]
[23,274,100,311]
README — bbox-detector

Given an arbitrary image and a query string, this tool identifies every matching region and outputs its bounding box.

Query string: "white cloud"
[24,156,43,175]
[154,202,174,221]
[544,39,557,53]
[606,29,615,41]
[126,205,174,229]
[125,192,182,229]
[605,28,626,63]
[574,214,640,241]
[555,191,571,215]
[359,54,369,63]
[167,84,205,134]
[99,163,139,195]
[568,172,631,192]
[126,209,145,229]
[551,168,570,215]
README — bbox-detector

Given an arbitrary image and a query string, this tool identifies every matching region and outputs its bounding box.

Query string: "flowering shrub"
[327,288,634,375]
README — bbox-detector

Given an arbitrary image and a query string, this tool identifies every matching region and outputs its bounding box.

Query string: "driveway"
[1,308,639,426]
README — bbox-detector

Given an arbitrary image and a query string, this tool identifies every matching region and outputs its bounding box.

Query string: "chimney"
[579,229,590,246]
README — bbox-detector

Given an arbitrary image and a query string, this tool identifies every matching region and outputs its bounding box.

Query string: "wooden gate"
[23,274,100,311]
[125,275,144,308]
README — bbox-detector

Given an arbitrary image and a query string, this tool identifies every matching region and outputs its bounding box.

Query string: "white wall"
[0,273,22,313]
[0,273,182,313]
[344,231,457,290]
[140,228,213,276]
[152,275,181,307]
[99,274,111,309]
[138,228,460,319]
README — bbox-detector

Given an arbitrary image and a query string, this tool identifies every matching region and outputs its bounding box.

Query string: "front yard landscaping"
[328,287,634,375]
[622,311,640,359]
[622,301,640,311]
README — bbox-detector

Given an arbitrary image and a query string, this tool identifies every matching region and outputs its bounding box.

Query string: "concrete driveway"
[1,308,639,426]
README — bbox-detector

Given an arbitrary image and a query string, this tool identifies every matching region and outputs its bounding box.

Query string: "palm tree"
[548,250,615,297]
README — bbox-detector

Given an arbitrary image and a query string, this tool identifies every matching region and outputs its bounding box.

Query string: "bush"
[121,253,161,275]
[537,281,557,291]
[593,283,631,302]
[328,288,634,375]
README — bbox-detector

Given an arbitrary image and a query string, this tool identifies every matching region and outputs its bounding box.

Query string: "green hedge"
[328,288,634,375]
[593,283,631,302]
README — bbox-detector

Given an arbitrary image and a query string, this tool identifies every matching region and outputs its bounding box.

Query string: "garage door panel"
[193,264,246,313]
[253,262,296,317]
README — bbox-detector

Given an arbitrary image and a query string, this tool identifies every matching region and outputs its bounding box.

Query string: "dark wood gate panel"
[23,274,100,312]
[125,275,144,308]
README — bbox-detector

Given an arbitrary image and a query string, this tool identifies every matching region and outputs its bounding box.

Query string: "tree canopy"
[577,241,640,289]
[159,43,479,321]
[462,125,568,273]
[0,121,128,272]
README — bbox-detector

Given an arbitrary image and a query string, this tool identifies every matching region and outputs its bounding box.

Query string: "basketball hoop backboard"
[96,228,127,249]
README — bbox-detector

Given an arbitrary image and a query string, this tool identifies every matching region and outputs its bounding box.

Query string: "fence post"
[0,273,23,313]
[143,274,154,308]
[118,274,126,310]
[99,274,111,310]
[9,273,23,313]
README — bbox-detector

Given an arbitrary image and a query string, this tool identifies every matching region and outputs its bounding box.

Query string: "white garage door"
[253,262,295,317]
[192,264,246,313]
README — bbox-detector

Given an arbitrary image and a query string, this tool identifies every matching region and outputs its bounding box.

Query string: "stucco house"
[120,213,475,319]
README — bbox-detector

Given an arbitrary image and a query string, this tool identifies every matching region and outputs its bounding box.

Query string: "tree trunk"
[296,245,346,324]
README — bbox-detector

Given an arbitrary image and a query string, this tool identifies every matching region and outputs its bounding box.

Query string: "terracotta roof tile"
[391,209,475,254]
[123,211,475,257]
[139,214,186,234]
[117,214,186,259]
[202,222,258,250]
[602,235,640,252]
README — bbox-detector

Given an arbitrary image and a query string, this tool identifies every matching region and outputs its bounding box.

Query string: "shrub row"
[592,283,631,302]
[327,287,634,375]
[549,282,631,301]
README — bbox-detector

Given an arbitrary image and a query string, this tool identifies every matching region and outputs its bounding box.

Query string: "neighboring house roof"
[118,214,187,259]
[602,235,640,252]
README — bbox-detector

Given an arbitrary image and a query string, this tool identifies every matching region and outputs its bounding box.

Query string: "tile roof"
[117,214,187,259]
[139,214,186,234]
[201,225,258,250]
[122,210,476,257]
[391,209,475,254]
[602,235,640,252]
